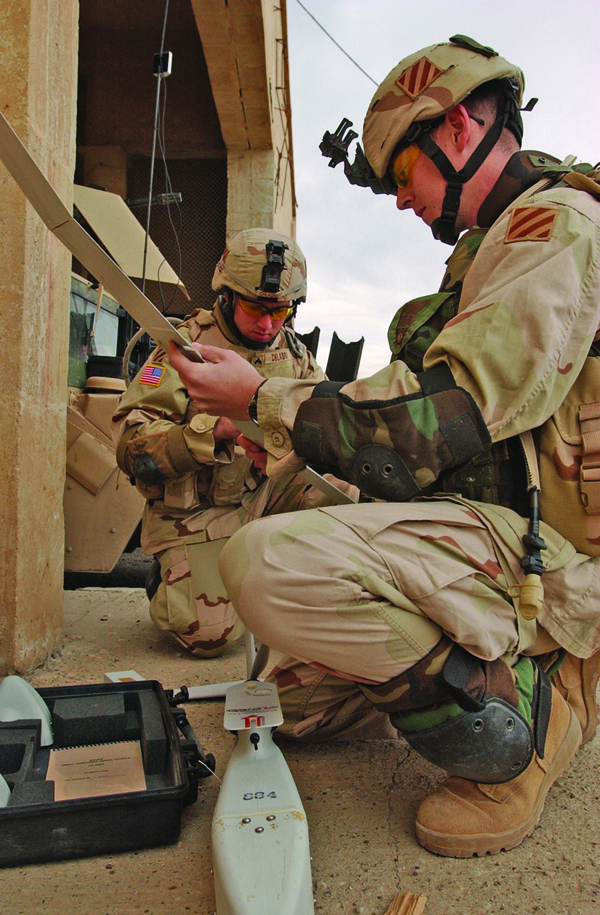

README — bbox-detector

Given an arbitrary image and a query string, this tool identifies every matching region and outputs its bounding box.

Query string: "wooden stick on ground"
[383,892,427,915]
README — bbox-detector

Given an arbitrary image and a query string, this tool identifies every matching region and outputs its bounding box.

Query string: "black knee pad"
[400,646,552,783]
[402,696,535,783]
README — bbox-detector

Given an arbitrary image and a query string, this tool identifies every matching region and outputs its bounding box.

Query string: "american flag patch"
[505,206,559,243]
[395,57,443,99]
[140,364,164,386]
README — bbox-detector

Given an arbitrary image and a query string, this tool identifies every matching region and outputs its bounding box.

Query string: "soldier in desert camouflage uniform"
[169,36,600,857]
[112,229,347,657]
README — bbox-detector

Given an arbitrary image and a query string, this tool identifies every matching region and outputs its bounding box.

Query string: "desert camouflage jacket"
[253,154,600,549]
[112,302,325,552]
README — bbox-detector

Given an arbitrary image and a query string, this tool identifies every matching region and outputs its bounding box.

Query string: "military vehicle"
[64,186,187,573]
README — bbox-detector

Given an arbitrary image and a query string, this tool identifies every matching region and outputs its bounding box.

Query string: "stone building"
[0,0,297,673]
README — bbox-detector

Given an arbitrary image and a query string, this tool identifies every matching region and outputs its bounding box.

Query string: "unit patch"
[505,206,559,243]
[140,364,165,386]
[395,57,443,99]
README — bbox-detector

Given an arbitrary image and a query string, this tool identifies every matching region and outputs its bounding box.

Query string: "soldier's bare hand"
[237,433,268,472]
[168,343,263,420]
[213,417,239,442]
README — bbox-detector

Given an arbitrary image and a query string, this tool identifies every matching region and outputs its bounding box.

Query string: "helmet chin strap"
[417,113,508,245]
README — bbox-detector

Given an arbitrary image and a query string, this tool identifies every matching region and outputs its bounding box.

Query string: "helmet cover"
[363,35,525,178]
[212,228,307,302]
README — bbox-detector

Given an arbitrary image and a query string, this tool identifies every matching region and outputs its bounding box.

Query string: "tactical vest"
[179,308,314,508]
[388,162,600,553]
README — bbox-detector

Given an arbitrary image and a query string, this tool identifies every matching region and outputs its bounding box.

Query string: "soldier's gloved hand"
[131,454,166,500]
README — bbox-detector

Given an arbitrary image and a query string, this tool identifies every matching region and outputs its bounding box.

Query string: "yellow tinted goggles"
[237,297,294,320]
[390,144,421,189]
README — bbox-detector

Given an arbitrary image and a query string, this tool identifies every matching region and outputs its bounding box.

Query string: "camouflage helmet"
[363,35,525,180]
[212,228,307,303]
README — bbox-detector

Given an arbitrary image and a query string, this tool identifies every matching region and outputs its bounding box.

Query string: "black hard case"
[0,680,199,867]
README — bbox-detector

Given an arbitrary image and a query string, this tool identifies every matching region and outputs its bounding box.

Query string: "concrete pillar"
[79,146,129,198]
[192,0,296,240]
[0,0,79,673]
[227,147,295,239]
[226,149,275,237]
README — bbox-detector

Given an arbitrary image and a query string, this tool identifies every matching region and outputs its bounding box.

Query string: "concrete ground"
[1,551,598,915]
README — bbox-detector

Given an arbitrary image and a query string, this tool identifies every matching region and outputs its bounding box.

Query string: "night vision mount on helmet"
[319,118,397,196]
[212,227,307,304]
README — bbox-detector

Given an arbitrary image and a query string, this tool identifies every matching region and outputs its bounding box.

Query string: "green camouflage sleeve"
[291,364,490,500]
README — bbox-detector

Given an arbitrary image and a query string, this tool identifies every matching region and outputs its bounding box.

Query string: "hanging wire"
[139,0,187,317]
[142,0,171,295]
[294,0,378,86]
[155,78,185,313]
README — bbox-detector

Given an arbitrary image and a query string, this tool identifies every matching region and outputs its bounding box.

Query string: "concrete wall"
[0,0,295,674]
[262,0,296,234]
[0,0,79,673]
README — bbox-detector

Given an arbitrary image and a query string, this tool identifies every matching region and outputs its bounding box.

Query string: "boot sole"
[415,707,581,857]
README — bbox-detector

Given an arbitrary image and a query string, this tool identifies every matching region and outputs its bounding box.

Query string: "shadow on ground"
[64,547,154,590]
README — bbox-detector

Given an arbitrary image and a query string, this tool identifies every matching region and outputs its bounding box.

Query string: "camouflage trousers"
[149,473,359,658]
[219,496,595,740]
[150,537,245,658]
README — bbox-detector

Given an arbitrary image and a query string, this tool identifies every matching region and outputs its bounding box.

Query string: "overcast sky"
[285,0,600,377]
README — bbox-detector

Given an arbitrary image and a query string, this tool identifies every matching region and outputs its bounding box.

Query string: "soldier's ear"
[445,104,471,152]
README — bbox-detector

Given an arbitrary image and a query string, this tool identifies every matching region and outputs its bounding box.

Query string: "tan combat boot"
[550,650,600,746]
[414,685,581,857]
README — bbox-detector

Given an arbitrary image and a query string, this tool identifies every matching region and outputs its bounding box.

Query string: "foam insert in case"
[0,680,210,867]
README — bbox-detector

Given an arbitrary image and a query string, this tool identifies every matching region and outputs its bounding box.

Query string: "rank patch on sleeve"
[505,206,559,243]
[140,364,164,386]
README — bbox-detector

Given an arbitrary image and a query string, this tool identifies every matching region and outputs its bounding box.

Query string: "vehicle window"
[68,275,121,386]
